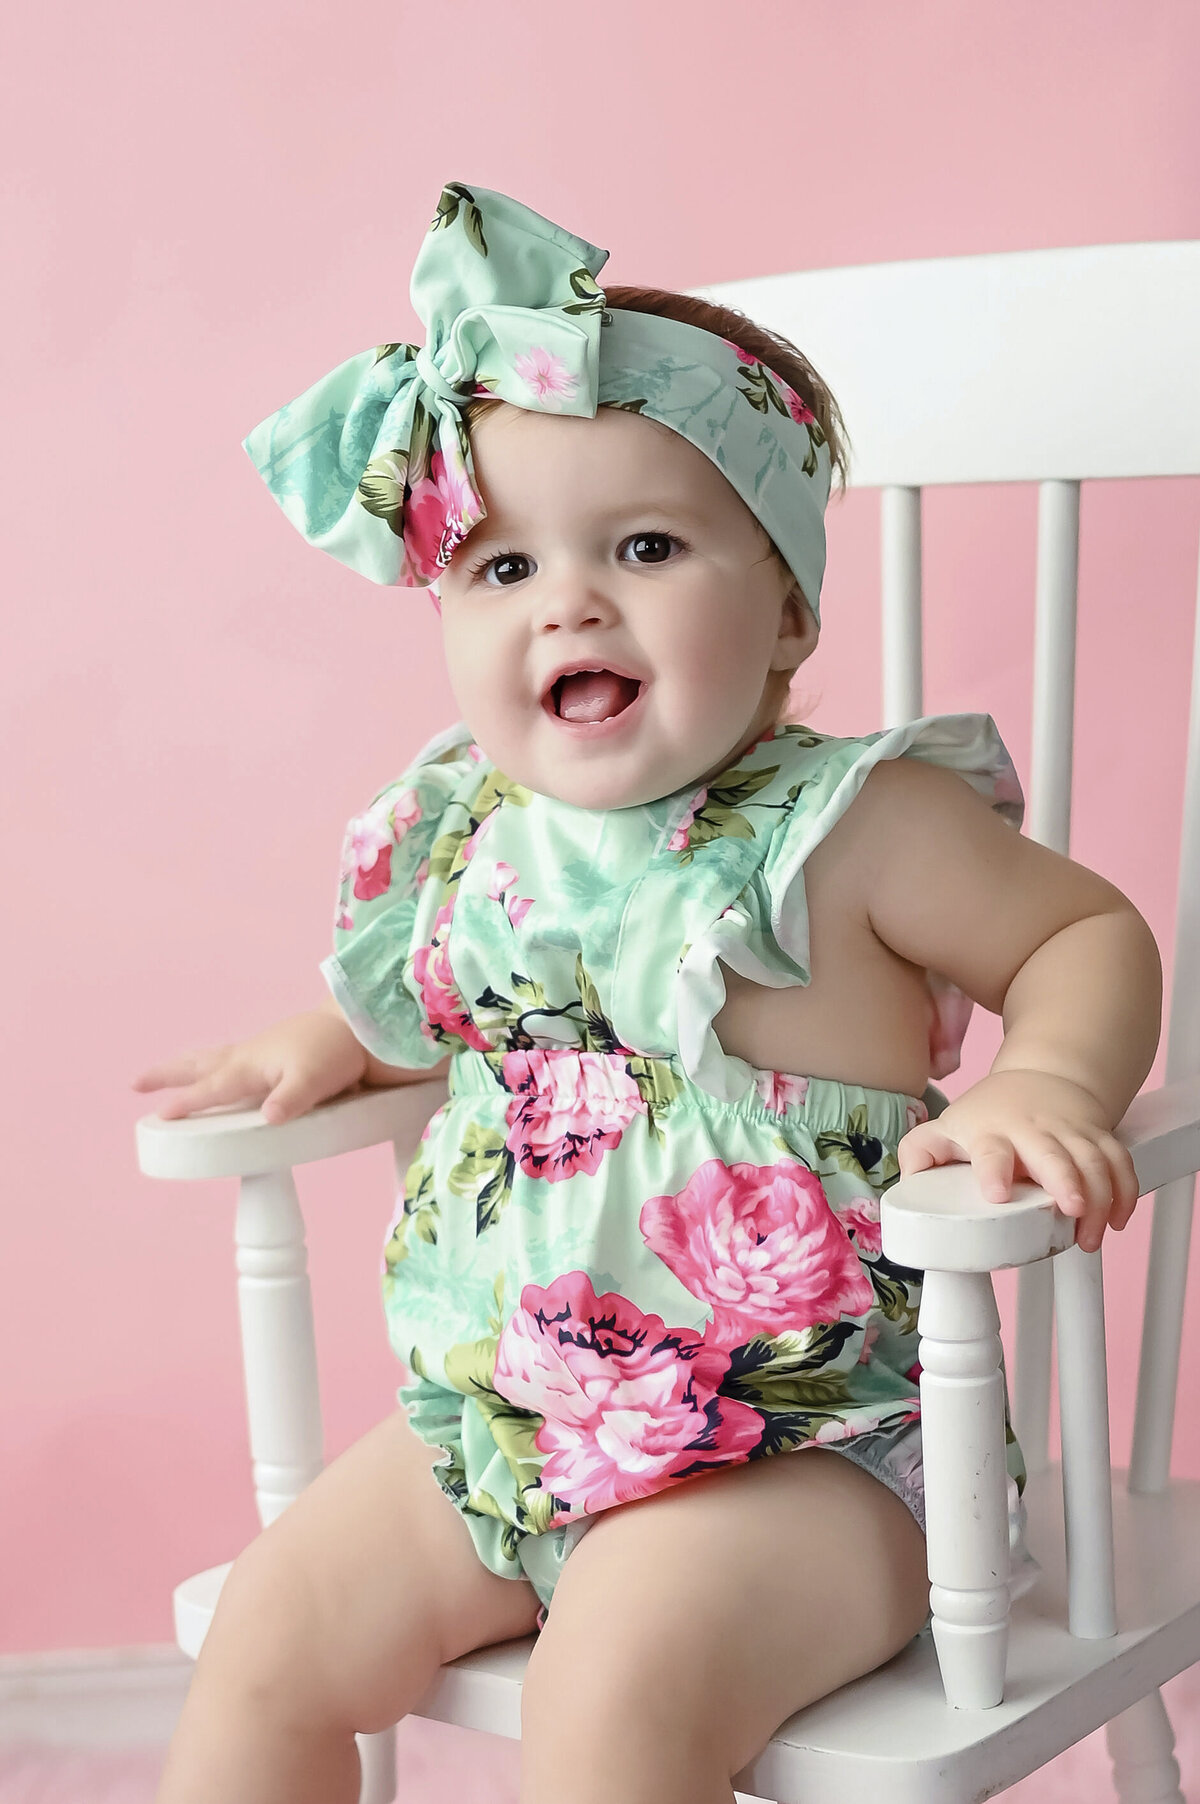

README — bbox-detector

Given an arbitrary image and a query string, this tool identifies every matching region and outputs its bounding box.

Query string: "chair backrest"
[700,243,1200,1491]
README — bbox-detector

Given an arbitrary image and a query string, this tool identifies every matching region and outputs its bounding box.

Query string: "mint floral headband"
[243,181,833,622]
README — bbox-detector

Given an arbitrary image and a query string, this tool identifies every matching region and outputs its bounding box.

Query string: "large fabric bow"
[243,183,610,587]
[244,181,834,619]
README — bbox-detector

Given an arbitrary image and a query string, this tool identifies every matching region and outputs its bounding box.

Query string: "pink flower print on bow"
[513,346,580,408]
[403,443,479,581]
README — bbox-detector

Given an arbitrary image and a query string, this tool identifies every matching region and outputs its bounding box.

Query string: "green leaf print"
[410,395,436,489]
[373,343,412,365]
[382,1159,439,1272]
[734,360,791,418]
[780,725,825,750]
[561,266,606,316]
[356,448,410,536]
[869,1262,920,1335]
[624,1054,681,1145]
[736,1365,852,1413]
[519,1486,561,1536]
[443,1329,500,1398]
[725,1325,858,1409]
[447,1120,515,1237]
[673,763,784,864]
[814,1106,895,1184]
[574,953,624,1053]
[474,1392,547,1497]
[430,182,489,257]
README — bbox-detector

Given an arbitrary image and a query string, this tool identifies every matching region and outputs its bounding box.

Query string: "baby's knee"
[197,1531,337,1723]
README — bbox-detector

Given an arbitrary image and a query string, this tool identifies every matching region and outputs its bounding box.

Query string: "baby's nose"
[534,576,617,633]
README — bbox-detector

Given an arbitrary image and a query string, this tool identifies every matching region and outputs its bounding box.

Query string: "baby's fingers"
[131,1047,231,1099]
[145,1061,269,1121]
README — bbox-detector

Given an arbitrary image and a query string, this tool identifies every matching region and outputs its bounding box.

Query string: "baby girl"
[134,182,1160,1804]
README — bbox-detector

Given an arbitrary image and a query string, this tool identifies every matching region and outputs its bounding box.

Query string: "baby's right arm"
[131,996,450,1124]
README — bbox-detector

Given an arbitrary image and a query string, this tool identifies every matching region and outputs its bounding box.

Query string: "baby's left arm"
[857,758,1163,1251]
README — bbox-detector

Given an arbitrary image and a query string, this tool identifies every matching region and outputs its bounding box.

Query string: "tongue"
[557,670,638,722]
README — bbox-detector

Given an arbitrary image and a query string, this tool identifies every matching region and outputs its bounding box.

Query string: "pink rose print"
[723,338,758,366]
[404,447,480,580]
[905,1097,929,1133]
[640,1158,874,1350]
[336,906,354,931]
[905,1358,923,1383]
[780,380,816,426]
[500,1050,647,1182]
[812,1413,883,1444]
[512,346,579,408]
[340,787,423,910]
[390,789,422,838]
[413,900,493,1051]
[668,786,707,852]
[492,1271,763,1516]
[752,1069,810,1116]
[487,861,519,898]
[834,1193,883,1257]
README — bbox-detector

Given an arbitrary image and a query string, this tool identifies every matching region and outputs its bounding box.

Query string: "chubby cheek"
[442,623,524,748]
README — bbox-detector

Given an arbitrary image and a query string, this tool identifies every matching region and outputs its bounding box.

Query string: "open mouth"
[547,668,644,724]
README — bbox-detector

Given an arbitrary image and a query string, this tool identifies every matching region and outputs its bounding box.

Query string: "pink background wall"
[4,0,1199,1653]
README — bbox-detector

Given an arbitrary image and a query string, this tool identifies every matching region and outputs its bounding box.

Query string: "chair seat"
[175,1465,1200,1804]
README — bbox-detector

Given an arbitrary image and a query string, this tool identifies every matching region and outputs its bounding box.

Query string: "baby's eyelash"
[465,545,520,579]
[466,532,688,583]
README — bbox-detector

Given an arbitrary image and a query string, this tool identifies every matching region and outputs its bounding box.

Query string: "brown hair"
[463,284,847,721]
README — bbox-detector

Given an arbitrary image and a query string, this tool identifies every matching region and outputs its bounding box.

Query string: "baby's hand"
[131,1005,368,1125]
[896,1069,1140,1253]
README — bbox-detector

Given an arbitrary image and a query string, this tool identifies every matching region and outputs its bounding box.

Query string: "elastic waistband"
[446,1047,927,1144]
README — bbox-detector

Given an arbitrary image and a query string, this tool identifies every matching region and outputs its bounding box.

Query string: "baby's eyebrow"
[455,498,706,554]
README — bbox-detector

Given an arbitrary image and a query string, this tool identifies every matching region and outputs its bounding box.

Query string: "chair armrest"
[881,1072,1200,1272]
[135,1078,450,1182]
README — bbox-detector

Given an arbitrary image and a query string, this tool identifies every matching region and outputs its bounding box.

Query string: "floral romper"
[322,714,1031,1621]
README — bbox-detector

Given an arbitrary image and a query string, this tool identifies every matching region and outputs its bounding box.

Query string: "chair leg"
[357,1726,397,1804]
[1105,1690,1184,1804]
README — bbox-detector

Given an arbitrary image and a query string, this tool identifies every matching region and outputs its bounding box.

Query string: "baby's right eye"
[474,551,535,586]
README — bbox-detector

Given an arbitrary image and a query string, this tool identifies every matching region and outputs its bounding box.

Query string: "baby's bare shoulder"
[848,754,1133,1011]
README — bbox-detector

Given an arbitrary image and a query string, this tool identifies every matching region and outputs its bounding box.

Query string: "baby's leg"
[156,1408,541,1804]
[519,1448,929,1804]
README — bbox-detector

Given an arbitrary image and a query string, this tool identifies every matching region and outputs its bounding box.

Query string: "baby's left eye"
[621,532,685,565]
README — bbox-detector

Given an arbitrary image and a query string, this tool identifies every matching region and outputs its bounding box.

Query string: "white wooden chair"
[136,240,1200,1803]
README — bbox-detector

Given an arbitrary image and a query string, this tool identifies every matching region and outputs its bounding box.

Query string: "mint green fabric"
[320,715,1028,1599]
[243,180,833,618]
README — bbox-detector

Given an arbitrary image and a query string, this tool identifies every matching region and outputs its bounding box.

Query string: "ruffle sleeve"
[320,721,480,1068]
[676,712,1024,1101]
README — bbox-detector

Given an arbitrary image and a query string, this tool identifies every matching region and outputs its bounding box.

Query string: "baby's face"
[436,402,815,810]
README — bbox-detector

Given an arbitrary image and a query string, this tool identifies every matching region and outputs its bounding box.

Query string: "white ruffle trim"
[675,713,1021,1104]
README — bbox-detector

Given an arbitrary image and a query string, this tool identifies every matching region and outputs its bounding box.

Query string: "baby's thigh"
[202,1408,541,1735]
[521,1450,929,1789]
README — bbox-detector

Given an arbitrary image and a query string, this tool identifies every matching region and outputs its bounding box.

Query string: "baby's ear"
[773,583,819,670]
